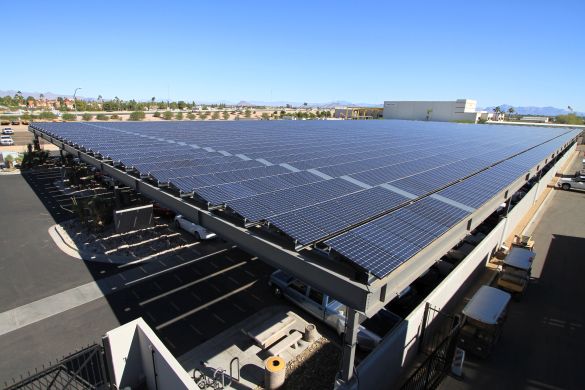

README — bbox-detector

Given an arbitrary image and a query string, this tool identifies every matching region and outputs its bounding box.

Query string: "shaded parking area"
[440,159,585,390]
[0,169,284,384]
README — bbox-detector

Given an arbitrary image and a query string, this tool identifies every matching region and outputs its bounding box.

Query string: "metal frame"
[30,125,578,383]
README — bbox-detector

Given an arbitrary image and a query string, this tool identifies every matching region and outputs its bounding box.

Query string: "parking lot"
[440,155,585,390]
[0,168,287,384]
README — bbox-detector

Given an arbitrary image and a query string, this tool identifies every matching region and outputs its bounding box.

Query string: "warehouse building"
[383,99,484,122]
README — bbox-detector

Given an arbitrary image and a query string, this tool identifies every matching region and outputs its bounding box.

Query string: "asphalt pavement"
[0,169,281,384]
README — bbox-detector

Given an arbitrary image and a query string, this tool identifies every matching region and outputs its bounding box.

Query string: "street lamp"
[73,87,82,112]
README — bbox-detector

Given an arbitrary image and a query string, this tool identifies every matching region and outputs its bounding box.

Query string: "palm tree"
[507,107,515,120]
[568,105,574,113]
[493,106,501,120]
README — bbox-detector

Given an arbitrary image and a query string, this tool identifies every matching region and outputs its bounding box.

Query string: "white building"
[383,99,482,122]
[520,116,550,123]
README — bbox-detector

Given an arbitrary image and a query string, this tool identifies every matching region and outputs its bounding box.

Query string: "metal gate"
[400,304,461,390]
[3,344,109,390]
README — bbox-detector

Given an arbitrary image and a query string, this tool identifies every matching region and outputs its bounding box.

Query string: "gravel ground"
[283,336,342,390]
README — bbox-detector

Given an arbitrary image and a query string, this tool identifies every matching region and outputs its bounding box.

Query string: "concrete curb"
[48,224,133,265]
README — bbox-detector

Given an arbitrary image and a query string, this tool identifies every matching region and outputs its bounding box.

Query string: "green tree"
[261,112,270,120]
[222,111,230,120]
[556,113,583,125]
[211,111,220,120]
[280,110,286,117]
[162,111,173,120]
[244,109,252,118]
[507,107,515,119]
[153,111,161,118]
[177,101,186,110]
[175,112,184,120]
[129,111,145,121]
[82,113,93,121]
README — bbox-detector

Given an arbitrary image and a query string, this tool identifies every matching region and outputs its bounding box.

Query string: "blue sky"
[1,1,583,110]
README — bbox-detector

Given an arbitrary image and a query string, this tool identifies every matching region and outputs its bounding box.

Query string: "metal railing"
[401,305,461,390]
[3,344,109,390]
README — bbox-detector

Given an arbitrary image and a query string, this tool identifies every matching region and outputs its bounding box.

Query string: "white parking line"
[139,261,247,306]
[189,324,203,336]
[170,301,180,312]
[232,302,247,313]
[156,281,256,330]
[212,313,226,324]
[125,247,231,286]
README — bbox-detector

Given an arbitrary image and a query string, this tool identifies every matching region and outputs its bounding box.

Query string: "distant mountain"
[0,90,83,100]
[481,104,584,117]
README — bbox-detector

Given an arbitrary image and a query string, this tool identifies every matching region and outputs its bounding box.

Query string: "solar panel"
[32,120,579,279]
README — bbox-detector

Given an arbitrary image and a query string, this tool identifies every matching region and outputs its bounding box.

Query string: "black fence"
[3,344,109,390]
[400,304,461,390]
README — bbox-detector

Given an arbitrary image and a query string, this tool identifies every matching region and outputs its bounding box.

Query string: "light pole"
[73,87,82,112]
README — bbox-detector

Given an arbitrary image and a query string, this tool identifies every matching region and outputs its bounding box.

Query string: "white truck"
[557,174,585,191]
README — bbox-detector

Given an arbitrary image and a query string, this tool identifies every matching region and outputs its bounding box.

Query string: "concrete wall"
[103,318,196,390]
[383,100,479,122]
[114,204,153,233]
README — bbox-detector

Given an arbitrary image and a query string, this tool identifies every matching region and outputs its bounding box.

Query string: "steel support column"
[339,308,359,383]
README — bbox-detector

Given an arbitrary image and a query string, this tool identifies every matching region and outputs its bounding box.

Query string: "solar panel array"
[32,120,578,278]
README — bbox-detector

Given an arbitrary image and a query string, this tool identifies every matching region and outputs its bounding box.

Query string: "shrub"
[162,111,173,120]
[96,114,108,121]
[129,111,145,121]
[82,113,93,121]
[62,113,76,121]
[199,112,209,120]
[211,111,220,120]
[187,113,196,120]
[153,111,161,118]
[110,114,120,120]
[175,112,183,120]
[556,114,584,125]
[222,111,230,120]
[38,111,56,120]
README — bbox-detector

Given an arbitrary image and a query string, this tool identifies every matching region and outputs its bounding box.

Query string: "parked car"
[557,176,585,191]
[174,215,216,240]
[269,270,402,350]
[0,135,14,146]
[2,127,14,135]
